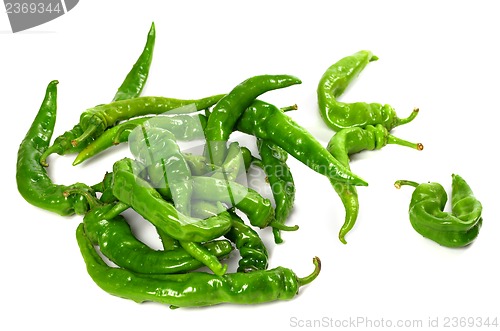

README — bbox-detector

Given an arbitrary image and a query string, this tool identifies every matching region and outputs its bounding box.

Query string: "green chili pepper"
[111,158,232,243]
[317,50,419,132]
[256,139,296,244]
[204,74,301,166]
[113,22,156,102]
[394,174,483,247]
[40,22,156,166]
[327,124,423,244]
[235,99,368,186]
[72,114,207,166]
[16,81,93,216]
[225,210,269,272]
[191,200,269,272]
[190,176,293,231]
[71,94,224,148]
[83,199,233,274]
[77,223,320,308]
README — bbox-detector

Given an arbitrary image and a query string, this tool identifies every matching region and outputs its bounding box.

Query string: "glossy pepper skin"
[256,138,296,244]
[113,22,156,102]
[204,74,301,166]
[394,174,482,247]
[73,114,207,166]
[40,22,156,166]
[77,223,320,308]
[84,202,233,274]
[111,158,232,243]
[16,81,92,216]
[327,124,423,244]
[235,99,368,186]
[317,50,419,132]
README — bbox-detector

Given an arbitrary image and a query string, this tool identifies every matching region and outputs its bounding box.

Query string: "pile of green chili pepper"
[17,25,484,309]
[19,22,381,308]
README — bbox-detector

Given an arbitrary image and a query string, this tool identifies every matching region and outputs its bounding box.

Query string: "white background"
[2,1,499,330]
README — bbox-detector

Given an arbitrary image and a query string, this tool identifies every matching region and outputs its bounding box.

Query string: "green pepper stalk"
[204,74,302,167]
[317,50,419,132]
[16,81,93,216]
[40,22,156,166]
[77,223,320,308]
[328,124,423,244]
[394,174,482,247]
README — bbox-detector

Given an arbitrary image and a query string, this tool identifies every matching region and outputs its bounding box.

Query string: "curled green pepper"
[317,50,419,132]
[394,174,483,247]
[16,81,93,216]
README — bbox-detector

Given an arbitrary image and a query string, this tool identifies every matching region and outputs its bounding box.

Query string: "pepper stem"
[387,135,423,151]
[102,201,130,219]
[297,256,321,286]
[394,180,419,189]
[396,107,419,127]
[269,220,299,232]
[113,124,138,145]
[280,104,298,113]
[63,188,100,210]
[71,125,96,147]
[39,144,62,167]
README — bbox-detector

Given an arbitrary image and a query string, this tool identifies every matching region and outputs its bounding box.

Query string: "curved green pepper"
[394,174,483,247]
[16,81,93,216]
[317,50,419,132]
